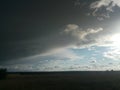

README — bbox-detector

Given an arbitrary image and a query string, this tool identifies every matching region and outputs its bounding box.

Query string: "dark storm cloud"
[1,0,95,61]
[1,0,78,42]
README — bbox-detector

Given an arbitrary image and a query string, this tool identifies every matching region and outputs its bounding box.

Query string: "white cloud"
[104,49,120,60]
[63,24,103,45]
[64,24,120,49]
[90,0,120,19]
[90,0,113,9]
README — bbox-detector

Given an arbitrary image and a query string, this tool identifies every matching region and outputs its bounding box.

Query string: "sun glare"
[110,34,120,47]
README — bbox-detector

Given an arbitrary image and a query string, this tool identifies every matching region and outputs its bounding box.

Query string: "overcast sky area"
[1,0,120,71]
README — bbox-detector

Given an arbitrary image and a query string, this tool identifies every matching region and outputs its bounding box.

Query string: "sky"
[1,0,120,71]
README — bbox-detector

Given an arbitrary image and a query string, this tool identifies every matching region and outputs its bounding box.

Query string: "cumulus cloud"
[90,0,120,19]
[62,24,103,48]
[68,26,116,48]
[64,24,103,39]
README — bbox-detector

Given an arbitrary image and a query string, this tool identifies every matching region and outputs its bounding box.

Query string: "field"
[1,71,120,90]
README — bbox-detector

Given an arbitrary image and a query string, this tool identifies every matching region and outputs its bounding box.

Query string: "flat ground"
[0,71,120,90]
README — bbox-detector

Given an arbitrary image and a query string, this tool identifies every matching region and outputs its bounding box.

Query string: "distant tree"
[0,68,7,79]
[111,69,114,71]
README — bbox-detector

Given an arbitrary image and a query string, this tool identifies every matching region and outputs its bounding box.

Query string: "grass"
[0,71,120,90]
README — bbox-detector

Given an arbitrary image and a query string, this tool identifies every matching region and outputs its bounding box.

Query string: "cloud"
[63,24,103,39]
[90,0,120,19]
[1,24,105,61]
[66,24,118,51]
[104,49,120,60]
[2,23,120,61]
[1,55,119,71]
[62,24,103,48]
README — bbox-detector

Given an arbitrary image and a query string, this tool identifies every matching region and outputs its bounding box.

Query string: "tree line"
[0,68,7,79]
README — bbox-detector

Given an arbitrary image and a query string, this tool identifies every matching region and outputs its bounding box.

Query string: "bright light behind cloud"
[110,34,120,48]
